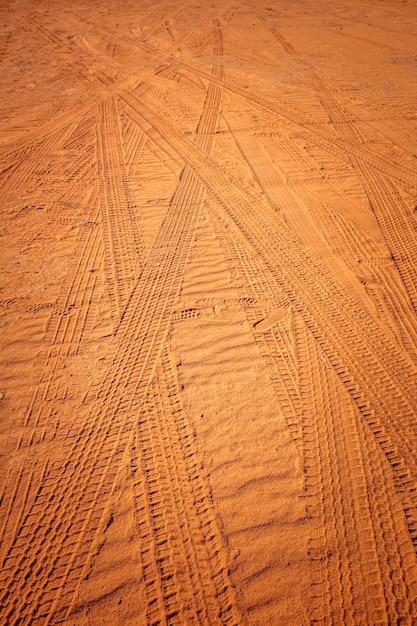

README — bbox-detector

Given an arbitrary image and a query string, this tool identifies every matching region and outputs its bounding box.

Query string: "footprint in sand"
[254,306,288,331]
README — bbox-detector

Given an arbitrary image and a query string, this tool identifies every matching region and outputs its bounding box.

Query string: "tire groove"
[169,57,417,190]
[0,45,232,623]
[96,95,144,324]
[118,94,417,552]
[207,204,414,622]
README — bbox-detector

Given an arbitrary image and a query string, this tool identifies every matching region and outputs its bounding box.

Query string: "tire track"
[222,122,372,315]
[0,119,82,202]
[324,24,400,53]
[305,69,417,314]
[298,319,417,623]
[39,95,72,126]
[352,157,417,312]
[250,124,417,362]
[0,186,107,558]
[208,199,417,622]
[0,67,164,169]
[127,349,241,626]
[119,113,146,175]
[299,184,417,362]
[0,12,211,174]
[116,92,417,550]
[0,43,229,623]
[31,199,103,377]
[208,205,304,454]
[362,263,417,364]
[168,57,417,190]
[96,95,144,324]
[120,87,417,405]
[0,159,202,620]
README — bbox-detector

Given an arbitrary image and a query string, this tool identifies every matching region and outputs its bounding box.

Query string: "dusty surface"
[1,0,417,623]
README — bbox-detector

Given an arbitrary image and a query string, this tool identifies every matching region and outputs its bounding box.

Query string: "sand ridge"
[1,0,417,623]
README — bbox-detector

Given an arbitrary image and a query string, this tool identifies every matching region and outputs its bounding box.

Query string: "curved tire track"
[0,43,236,624]
[119,91,417,552]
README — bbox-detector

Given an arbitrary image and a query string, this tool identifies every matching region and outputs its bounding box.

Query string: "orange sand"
[1,0,417,623]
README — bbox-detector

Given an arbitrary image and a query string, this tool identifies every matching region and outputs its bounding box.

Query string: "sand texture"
[1,0,417,623]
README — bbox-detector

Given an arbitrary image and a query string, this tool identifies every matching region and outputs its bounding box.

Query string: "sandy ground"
[1,0,417,623]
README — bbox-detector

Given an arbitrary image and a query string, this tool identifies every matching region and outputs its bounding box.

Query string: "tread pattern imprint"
[1,1,417,624]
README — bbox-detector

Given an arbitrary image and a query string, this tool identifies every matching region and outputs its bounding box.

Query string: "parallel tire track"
[129,349,241,625]
[118,92,417,551]
[298,320,417,624]
[306,69,417,314]
[0,163,205,626]
[208,206,304,453]
[353,157,417,313]
[21,196,104,434]
[0,47,229,624]
[96,95,144,324]
[169,57,417,190]
[208,197,417,623]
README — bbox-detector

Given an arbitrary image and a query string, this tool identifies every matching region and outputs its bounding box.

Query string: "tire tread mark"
[252,128,417,362]
[119,113,147,174]
[298,319,417,623]
[21,185,104,436]
[118,93,417,551]
[129,349,241,625]
[223,123,372,314]
[354,158,417,313]
[208,206,304,453]
[0,43,228,623]
[96,95,144,324]
[208,200,417,622]
[168,58,417,190]
[0,120,81,201]
[305,69,417,314]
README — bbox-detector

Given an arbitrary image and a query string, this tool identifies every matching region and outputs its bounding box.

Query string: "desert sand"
[1,0,417,623]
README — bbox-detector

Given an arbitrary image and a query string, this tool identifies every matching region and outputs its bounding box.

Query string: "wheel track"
[0,126,105,494]
[20,14,120,90]
[269,27,296,54]
[215,25,278,71]
[0,119,81,202]
[303,66,417,314]
[0,96,105,165]
[363,265,417,364]
[129,349,241,625]
[0,45,177,170]
[208,194,417,621]
[118,92,417,550]
[22,187,103,433]
[298,319,417,623]
[353,397,417,623]
[301,184,417,362]
[251,125,417,361]
[208,205,304,454]
[298,318,357,624]
[10,417,129,623]
[168,57,417,190]
[96,95,144,324]
[0,165,205,622]
[39,95,71,127]
[0,47,228,623]
[323,24,400,53]
[119,113,147,174]
[222,121,373,315]
[207,196,417,622]
[353,157,417,313]
[0,186,110,554]
[0,461,50,564]
[121,89,417,406]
